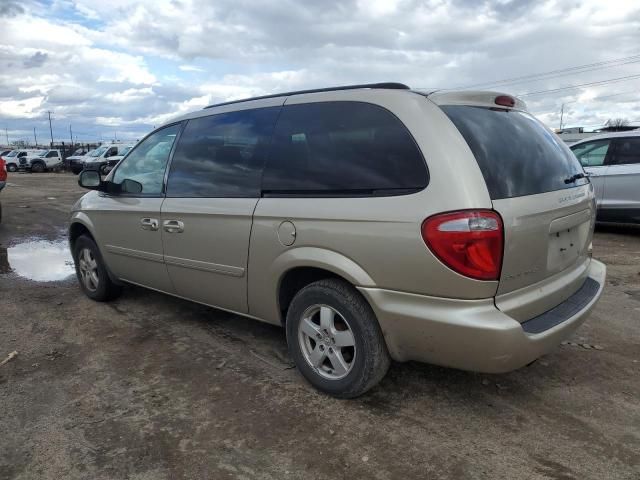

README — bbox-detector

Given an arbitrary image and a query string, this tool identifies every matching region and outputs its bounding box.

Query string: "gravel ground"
[0,173,639,480]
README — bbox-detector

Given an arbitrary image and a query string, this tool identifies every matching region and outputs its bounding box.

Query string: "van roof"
[203,82,410,110]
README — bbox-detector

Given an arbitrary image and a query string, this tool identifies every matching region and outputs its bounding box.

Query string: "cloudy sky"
[1,0,639,145]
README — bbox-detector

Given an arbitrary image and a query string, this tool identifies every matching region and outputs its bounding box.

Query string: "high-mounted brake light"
[421,210,503,281]
[495,95,515,108]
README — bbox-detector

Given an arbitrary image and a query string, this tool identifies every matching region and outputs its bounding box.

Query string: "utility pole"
[47,111,54,147]
[69,124,73,147]
[4,127,8,146]
[33,127,38,147]
[559,103,565,131]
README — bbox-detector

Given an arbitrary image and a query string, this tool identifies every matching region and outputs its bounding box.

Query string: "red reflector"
[421,210,503,281]
[495,95,515,108]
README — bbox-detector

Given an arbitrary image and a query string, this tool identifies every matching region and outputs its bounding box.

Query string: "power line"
[454,53,640,90]
[518,73,640,97]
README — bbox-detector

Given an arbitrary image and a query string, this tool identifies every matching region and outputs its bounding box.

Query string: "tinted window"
[46,151,58,158]
[609,137,640,165]
[113,123,180,195]
[442,106,588,199]
[262,102,427,195]
[570,140,611,167]
[167,108,279,197]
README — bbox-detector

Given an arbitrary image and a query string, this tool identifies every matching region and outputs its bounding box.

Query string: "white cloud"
[179,65,205,72]
[1,0,640,142]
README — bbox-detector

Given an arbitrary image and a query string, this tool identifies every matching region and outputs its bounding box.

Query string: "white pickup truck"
[22,149,64,173]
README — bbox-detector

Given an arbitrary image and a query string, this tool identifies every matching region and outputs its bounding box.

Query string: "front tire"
[286,279,390,398]
[73,235,122,301]
[6,163,17,173]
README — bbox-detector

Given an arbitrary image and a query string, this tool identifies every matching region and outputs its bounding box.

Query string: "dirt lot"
[0,173,638,480]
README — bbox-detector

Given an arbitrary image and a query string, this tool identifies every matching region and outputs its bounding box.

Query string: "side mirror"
[78,170,102,190]
[121,178,143,194]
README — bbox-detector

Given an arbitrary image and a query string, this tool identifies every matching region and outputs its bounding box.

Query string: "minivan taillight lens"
[0,159,6,181]
[421,210,503,281]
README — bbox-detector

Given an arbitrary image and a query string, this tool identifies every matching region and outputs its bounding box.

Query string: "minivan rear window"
[441,105,588,199]
[262,102,428,196]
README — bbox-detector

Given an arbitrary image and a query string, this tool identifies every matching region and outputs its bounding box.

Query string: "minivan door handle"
[140,218,159,231]
[163,220,184,233]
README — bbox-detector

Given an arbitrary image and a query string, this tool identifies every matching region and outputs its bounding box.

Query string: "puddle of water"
[0,239,75,281]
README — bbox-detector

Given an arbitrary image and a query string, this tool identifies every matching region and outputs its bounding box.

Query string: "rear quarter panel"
[247,90,498,324]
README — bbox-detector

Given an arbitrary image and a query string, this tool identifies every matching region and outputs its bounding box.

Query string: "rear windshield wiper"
[564,173,586,184]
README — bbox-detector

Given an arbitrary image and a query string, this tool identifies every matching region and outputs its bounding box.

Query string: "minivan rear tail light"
[0,158,6,182]
[421,210,503,281]
[495,95,515,108]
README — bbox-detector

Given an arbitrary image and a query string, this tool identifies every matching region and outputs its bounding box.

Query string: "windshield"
[89,147,108,157]
[121,146,132,156]
[37,151,49,157]
[441,105,588,199]
[6,151,18,157]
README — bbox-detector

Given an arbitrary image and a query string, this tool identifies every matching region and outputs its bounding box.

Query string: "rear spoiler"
[425,90,528,112]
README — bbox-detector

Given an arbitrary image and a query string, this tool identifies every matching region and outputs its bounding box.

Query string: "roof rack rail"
[203,82,410,109]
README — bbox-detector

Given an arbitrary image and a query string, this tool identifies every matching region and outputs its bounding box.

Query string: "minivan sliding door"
[161,105,281,314]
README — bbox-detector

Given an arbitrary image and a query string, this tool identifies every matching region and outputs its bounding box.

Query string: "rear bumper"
[358,259,606,373]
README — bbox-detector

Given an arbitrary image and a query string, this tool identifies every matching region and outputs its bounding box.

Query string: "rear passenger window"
[262,102,428,195]
[167,107,280,197]
[609,138,640,165]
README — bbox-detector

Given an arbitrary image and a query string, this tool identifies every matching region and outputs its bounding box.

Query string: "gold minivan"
[70,83,606,397]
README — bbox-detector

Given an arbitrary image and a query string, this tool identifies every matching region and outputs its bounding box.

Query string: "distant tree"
[605,118,630,128]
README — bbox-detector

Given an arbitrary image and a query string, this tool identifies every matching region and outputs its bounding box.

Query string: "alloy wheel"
[298,304,356,380]
[78,247,99,292]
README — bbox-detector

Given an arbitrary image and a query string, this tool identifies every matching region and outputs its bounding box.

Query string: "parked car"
[2,149,41,172]
[69,83,606,398]
[570,131,640,223]
[0,156,6,223]
[68,149,94,173]
[100,145,134,175]
[73,144,132,175]
[22,149,63,172]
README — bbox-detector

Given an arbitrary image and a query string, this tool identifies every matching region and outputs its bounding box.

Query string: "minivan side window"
[262,102,428,195]
[571,140,611,167]
[609,137,640,165]
[166,107,280,197]
[113,123,181,195]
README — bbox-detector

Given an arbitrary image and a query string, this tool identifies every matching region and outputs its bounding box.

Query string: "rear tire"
[286,278,390,398]
[73,235,122,301]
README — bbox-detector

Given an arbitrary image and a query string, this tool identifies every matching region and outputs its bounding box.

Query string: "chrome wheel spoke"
[300,317,320,339]
[319,306,334,330]
[327,349,349,377]
[308,344,326,368]
[333,329,355,347]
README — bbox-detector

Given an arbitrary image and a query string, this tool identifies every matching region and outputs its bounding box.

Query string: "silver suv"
[570,131,640,223]
[70,83,606,397]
